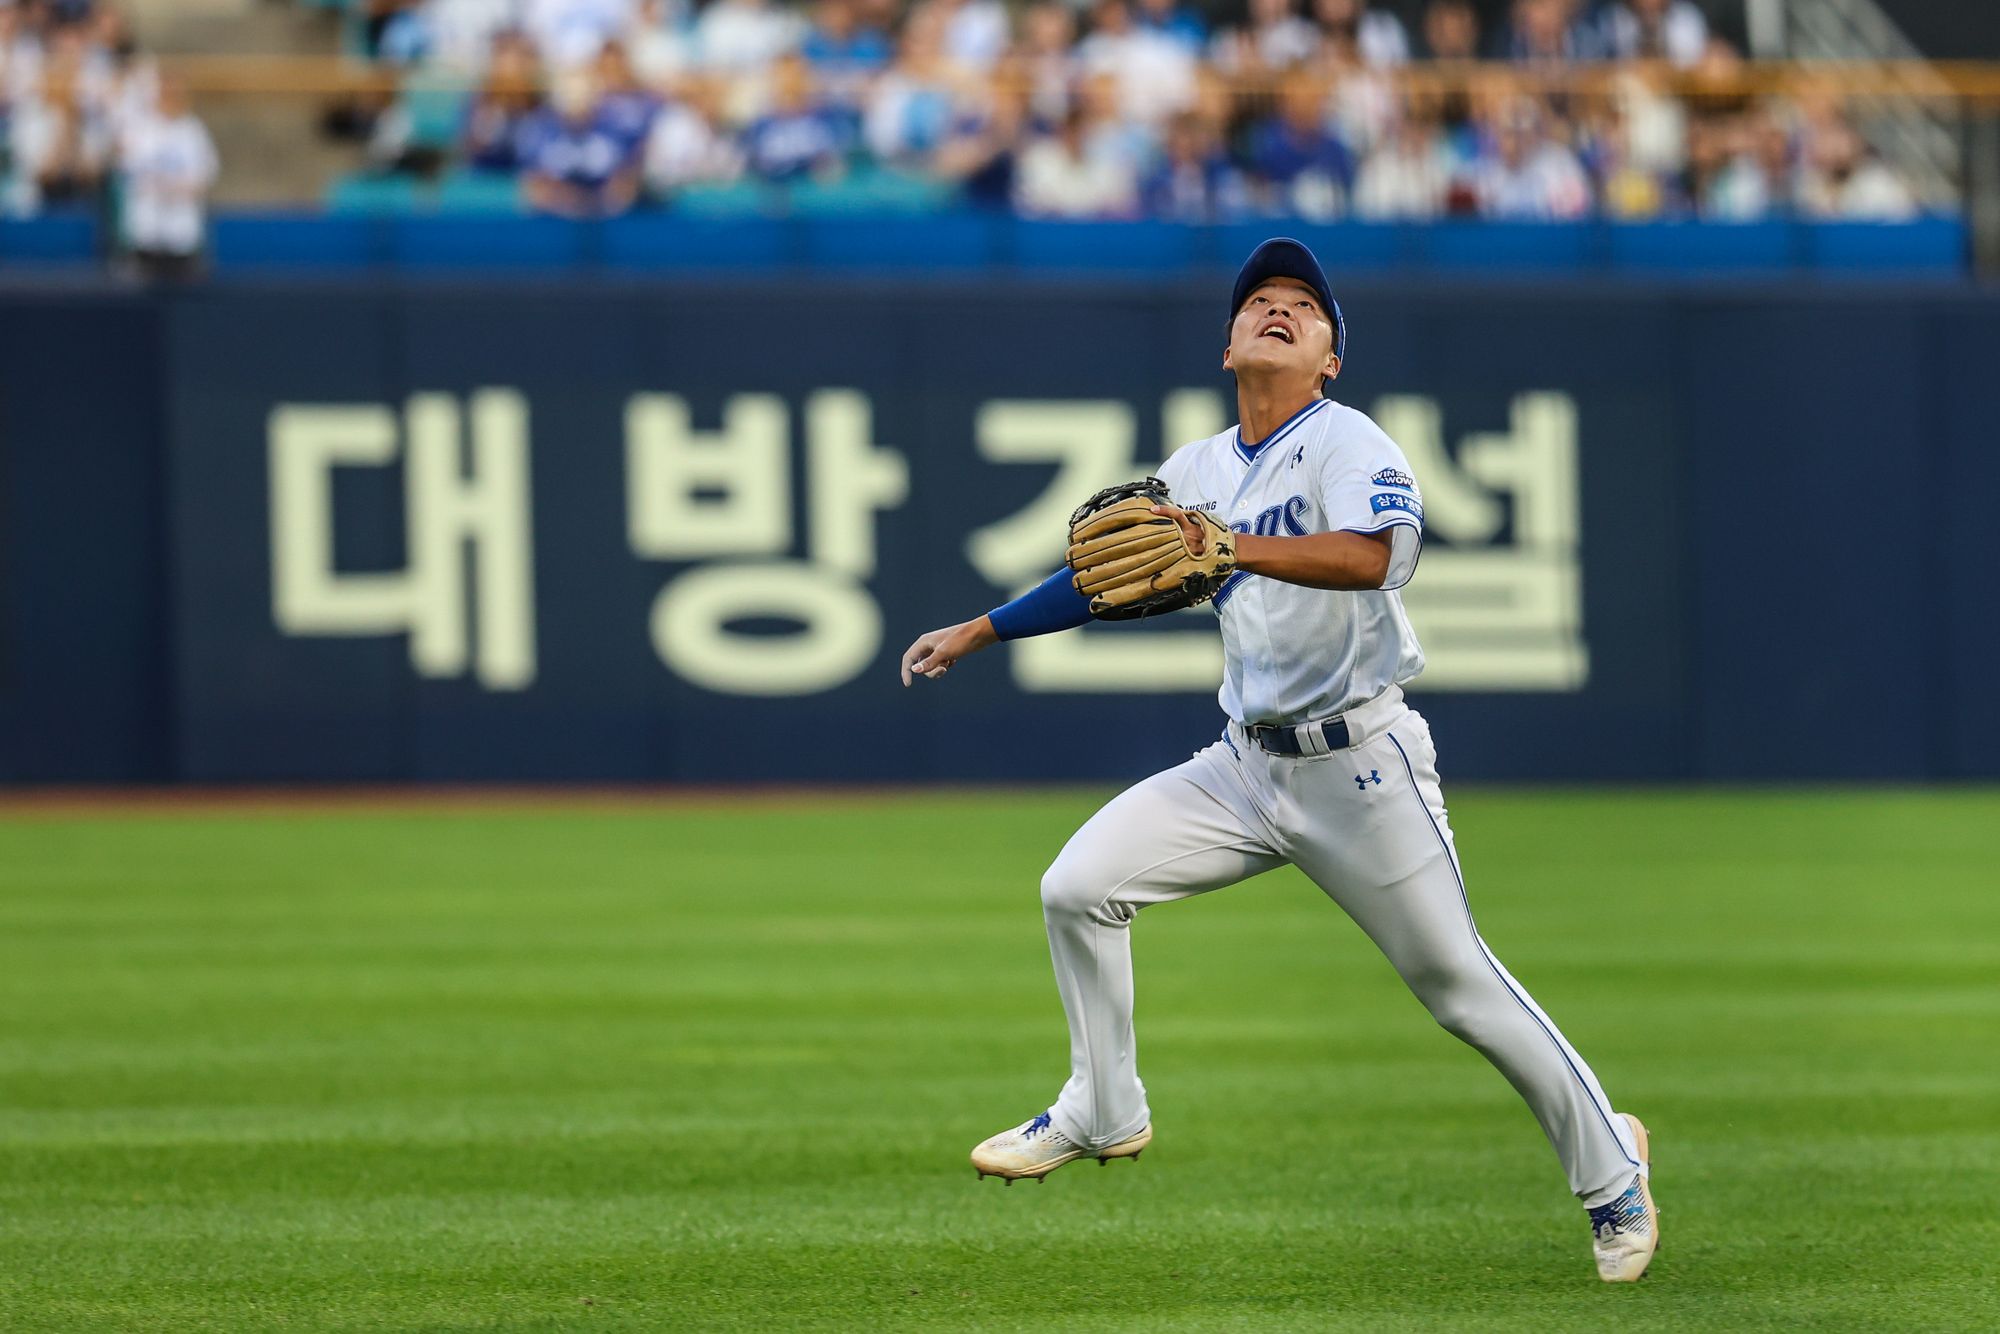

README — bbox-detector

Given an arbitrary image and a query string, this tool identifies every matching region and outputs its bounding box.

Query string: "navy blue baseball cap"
[1230,237,1345,363]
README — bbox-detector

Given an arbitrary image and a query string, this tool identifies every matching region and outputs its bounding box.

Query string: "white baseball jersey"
[1157,397,1426,727]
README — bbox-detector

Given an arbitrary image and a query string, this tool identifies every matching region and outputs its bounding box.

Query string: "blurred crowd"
[0,0,1933,249]
[1,0,218,273]
[349,0,1927,222]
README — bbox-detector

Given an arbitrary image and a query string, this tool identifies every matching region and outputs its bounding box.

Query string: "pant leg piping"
[1384,731,1639,1173]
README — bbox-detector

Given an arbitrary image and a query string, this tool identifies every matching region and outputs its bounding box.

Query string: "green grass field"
[2,789,1996,1332]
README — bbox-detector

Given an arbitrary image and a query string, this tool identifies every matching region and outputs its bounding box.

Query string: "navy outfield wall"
[1,277,1995,783]
[0,290,172,781]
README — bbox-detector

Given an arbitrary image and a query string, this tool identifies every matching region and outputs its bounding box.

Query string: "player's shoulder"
[1309,399,1414,473]
[1309,398,1391,445]
[1158,427,1237,477]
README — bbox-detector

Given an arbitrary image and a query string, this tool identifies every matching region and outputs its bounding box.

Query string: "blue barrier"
[6,213,1970,275]
[1010,220,1211,272]
[1222,219,1405,270]
[1803,217,1969,275]
[0,213,100,261]
[212,213,382,267]
[600,213,791,269]
[1419,220,1595,270]
[795,212,1003,269]
[215,214,1968,276]
[385,214,589,267]
[1604,220,1797,274]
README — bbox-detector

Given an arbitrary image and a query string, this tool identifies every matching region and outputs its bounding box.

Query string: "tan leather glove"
[1065,478,1238,620]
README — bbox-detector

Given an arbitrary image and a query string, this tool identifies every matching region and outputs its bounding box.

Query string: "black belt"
[1245,715,1352,756]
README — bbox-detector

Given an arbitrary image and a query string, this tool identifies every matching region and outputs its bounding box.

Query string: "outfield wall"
[3,277,1995,783]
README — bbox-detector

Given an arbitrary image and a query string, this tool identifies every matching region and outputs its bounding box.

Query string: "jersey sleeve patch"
[1370,467,1417,492]
[1369,491,1424,522]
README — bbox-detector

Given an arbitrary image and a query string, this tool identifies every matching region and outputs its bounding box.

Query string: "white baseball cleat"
[970,1112,1152,1183]
[1589,1113,1660,1282]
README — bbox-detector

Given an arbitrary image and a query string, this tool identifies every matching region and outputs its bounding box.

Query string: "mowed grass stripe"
[1,790,1996,1331]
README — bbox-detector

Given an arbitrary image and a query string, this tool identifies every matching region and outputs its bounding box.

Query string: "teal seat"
[434,170,522,215]
[672,180,780,218]
[397,77,471,154]
[326,172,429,216]
[791,167,951,217]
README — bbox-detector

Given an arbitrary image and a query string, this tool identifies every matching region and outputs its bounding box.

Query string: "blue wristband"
[987,567,1095,641]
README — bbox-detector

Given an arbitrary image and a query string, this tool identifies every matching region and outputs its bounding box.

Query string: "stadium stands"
[0,0,1988,275]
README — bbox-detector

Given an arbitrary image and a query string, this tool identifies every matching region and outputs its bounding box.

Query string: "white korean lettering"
[632,390,906,695]
[625,393,790,558]
[268,390,537,690]
[805,390,908,578]
[650,564,882,696]
[1393,392,1588,691]
[973,393,1228,693]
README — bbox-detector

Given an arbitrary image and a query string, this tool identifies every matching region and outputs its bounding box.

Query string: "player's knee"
[1429,995,1484,1042]
[1418,976,1492,1045]
[1039,858,1094,917]
[1042,846,1129,919]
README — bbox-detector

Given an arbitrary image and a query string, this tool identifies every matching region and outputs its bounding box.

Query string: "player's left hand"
[1151,504,1211,556]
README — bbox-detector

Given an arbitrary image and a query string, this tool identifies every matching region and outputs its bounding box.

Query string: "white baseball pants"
[1040,688,1642,1206]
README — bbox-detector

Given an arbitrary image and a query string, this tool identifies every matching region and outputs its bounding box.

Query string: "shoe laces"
[1023,1112,1054,1140]
[1588,1178,1650,1241]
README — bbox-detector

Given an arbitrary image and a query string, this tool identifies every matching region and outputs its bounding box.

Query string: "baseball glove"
[1066,478,1238,620]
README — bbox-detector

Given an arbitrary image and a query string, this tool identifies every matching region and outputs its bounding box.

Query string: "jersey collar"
[1233,399,1328,465]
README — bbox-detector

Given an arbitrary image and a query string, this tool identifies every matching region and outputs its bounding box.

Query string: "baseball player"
[898,238,1658,1283]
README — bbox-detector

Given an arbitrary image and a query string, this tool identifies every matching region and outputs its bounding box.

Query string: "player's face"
[1223,279,1339,386]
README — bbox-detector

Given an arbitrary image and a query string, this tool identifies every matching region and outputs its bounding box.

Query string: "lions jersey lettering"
[1157,398,1426,727]
[1238,494,1312,538]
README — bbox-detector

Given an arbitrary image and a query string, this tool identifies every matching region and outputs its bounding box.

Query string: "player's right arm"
[902,450,1197,686]
[901,615,996,684]
[900,569,1095,685]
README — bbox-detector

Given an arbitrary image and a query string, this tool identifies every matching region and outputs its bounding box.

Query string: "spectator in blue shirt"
[460,33,544,174]
[1248,79,1355,218]
[743,53,851,182]
[1141,110,1247,220]
[1494,0,1609,65]
[1132,0,1206,53]
[1599,0,1707,68]
[802,0,893,81]
[519,69,641,216]
[934,84,1029,211]
[593,40,659,155]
